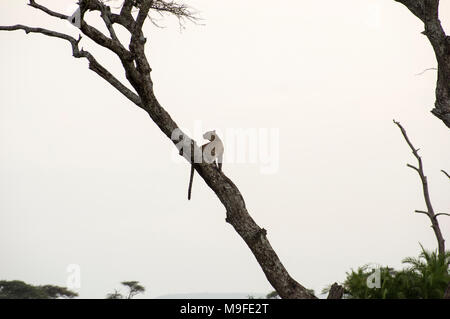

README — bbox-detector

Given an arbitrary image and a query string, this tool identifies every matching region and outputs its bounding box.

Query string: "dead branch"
[394,120,446,256]
[415,210,431,217]
[442,170,450,179]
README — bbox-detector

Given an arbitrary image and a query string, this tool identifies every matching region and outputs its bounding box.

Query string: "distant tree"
[105,289,123,299]
[122,281,145,299]
[106,281,145,299]
[0,280,77,299]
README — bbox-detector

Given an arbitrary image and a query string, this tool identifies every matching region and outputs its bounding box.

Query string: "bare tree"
[394,120,449,256]
[0,1,315,299]
[394,0,450,128]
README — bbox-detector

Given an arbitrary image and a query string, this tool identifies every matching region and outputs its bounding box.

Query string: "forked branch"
[394,120,447,256]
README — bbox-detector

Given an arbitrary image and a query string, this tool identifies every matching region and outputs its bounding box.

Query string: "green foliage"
[38,285,78,299]
[341,247,450,299]
[0,280,78,299]
[401,246,450,298]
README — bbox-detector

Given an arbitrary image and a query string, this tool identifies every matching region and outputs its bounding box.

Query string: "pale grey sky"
[0,0,449,298]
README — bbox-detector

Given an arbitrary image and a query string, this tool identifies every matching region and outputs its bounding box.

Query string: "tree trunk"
[395,0,450,128]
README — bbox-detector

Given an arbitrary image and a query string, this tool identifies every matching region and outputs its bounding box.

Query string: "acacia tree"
[395,0,450,128]
[106,281,145,299]
[0,0,315,299]
[0,280,78,299]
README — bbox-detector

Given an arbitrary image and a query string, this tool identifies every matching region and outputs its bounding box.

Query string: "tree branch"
[394,0,450,128]
[28,0,68,20]
[0,25,141,108]
[415,210,431,217]
[394,120,446,256]
[407,163,421,173]
[29,0,132,60]
[149,0,199,24]
[98,2,120,41]
[79,20,132,59]
[435,213,450,218]
[135,0,153,31]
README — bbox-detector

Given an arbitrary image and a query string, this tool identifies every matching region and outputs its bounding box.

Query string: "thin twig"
[415,210,430,217]
[442,170,450,179]
[415,67,437,76]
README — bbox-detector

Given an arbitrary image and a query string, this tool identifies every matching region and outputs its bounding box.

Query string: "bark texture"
[0,0,316,299]
[327,283,344,299]
[395,0,450,128]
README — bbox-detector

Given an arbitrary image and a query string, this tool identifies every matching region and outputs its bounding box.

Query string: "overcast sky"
[0,0,449,298]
